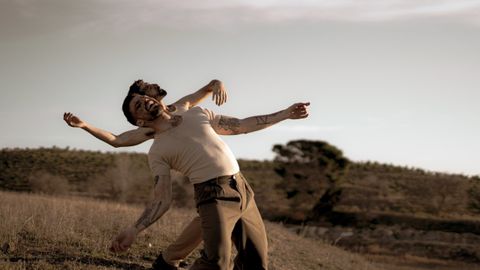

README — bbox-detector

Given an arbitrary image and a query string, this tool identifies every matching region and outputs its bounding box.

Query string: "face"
[129,94,166,125]
[142,83,167,101]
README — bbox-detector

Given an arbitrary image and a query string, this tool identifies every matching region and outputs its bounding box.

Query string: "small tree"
[273,140,349,222]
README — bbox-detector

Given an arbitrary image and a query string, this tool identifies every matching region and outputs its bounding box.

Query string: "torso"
[148,106,240,184]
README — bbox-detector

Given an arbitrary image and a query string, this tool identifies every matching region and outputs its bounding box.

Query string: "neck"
[151,111,182,133]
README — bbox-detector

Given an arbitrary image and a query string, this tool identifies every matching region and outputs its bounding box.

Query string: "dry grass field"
[0,191,377,270]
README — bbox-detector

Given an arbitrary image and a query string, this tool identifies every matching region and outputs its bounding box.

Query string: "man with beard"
[64,79,225,269]
[64,79,227,148]
[108,80,309,270]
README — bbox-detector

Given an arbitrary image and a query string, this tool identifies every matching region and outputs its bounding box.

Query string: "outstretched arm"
[63,112,154,147]
[212,102,310,135]
[110,174,172,253]
[173,79,227,109]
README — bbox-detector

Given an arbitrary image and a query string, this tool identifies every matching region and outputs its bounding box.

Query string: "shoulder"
[136,127,155,137]
[170,101,189,112]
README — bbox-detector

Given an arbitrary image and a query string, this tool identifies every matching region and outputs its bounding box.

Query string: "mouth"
[146,101,157,111]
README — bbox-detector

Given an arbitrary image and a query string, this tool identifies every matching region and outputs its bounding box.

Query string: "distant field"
[0,191,377,270]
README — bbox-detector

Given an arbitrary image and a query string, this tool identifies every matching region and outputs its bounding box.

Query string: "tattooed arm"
[133,174,172,231]
[212,102,310,135]
[110,174,172,253]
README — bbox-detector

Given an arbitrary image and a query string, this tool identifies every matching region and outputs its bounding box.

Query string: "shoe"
[152,253,178,270]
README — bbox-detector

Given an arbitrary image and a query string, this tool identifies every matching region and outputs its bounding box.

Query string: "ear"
[136,119,145,127]
[137,119,153,127]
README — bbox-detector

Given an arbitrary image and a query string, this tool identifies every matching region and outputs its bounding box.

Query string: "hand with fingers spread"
[285,102,310,120]
[209,80,228,106]
[63,112,86,128]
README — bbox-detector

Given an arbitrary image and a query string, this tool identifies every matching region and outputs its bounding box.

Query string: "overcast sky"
[1,0,479,175]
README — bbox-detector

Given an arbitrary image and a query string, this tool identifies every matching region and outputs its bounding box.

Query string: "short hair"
[128,79,147,96]
[122,94,137,126]
[122,80,148,126]
[123,79,161,126]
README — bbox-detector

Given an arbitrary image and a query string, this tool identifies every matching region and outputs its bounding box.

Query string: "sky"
[1,0,479,176]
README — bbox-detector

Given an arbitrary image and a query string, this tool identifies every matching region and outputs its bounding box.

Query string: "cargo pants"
[188,172,268,270]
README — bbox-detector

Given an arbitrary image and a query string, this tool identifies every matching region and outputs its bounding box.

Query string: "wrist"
[208,80,221,92]
[131,225,142,235]
[280,109,290,120]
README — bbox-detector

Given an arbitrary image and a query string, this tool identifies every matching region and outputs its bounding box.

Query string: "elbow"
[111,137,127,148]
[110,141,122,148]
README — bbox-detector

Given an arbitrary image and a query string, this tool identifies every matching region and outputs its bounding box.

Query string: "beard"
[148,104,161,119]
[144,84,167,100]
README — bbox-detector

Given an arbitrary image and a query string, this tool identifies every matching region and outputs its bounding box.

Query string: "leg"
[163,216,203,266]
[190,201,240,270]
[190,177,253,270]
[232,199,268,270]
[231,173,268,270]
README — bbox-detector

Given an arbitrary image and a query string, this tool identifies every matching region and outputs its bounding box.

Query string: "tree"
[272,140,350,222]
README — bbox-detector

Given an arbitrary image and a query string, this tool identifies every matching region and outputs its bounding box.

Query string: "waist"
[194,172,241,187]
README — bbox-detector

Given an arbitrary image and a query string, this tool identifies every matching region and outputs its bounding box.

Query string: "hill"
[2,146,480,268]
[0,191,376,270]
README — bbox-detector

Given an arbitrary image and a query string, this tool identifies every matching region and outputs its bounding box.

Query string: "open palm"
[63,112,86,128]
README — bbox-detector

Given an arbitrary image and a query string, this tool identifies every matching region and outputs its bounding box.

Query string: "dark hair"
[122,94,137,126]
[123,79,164,126]
[128,79,164,99]
[128,79,147,96]
[122,80,148,126]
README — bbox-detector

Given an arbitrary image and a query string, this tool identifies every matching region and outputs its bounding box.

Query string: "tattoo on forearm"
[255,116,269,125]
[134,200,163,229]
[218,116,241,133]
[255,111,282,126]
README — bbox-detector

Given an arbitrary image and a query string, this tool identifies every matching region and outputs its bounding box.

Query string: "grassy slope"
[0,191,377,270]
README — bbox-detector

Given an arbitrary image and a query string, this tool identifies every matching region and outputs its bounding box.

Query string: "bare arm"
[63,112,154,147]
[132,174,172,232]
[173,79,227,109]
[212,102,310,135]
[110,174,172,252]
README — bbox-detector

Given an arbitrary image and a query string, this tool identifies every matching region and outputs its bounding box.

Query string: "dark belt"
[194,173,241,207]
[196,173,238,187]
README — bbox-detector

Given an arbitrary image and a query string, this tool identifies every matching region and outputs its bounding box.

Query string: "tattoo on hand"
[218,116,240,133]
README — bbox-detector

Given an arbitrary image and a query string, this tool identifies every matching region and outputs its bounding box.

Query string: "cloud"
[128,0,480,26]
[2,0,480,39]
[116,0,480,26]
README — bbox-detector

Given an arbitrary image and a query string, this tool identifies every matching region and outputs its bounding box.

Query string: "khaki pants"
[163,215,203,267]
[190,172,268,270]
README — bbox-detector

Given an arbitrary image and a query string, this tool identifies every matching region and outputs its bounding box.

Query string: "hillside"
[2,146,480,268]
[0,191,377,270]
